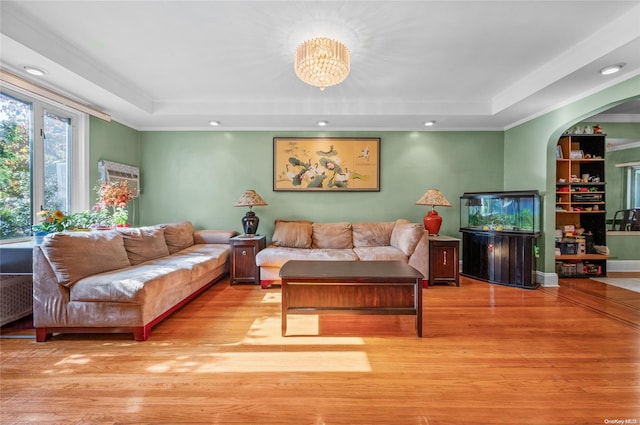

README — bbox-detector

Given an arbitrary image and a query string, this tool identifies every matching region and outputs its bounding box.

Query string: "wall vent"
[98,160,140,198]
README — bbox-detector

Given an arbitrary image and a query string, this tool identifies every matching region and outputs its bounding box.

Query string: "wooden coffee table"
[279,260,423,337]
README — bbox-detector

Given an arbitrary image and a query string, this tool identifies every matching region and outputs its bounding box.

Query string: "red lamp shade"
[416,189,451,235]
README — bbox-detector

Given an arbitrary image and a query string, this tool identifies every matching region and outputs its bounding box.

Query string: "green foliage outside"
[1,92,71,240]
[0,94,31,239]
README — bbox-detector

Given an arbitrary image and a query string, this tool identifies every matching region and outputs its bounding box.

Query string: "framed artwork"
[570,150,584,159]
[273,137,380,191]
[556,145,563,159]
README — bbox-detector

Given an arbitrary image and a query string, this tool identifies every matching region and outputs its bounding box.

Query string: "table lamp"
[416,189,451,235]
[234,189,268,236]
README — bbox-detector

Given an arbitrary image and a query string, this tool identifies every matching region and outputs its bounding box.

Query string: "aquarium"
[460,191,540,234]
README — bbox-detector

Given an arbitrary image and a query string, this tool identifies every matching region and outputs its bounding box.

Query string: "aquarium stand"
[460,230,539,289]
[459,191,541,289]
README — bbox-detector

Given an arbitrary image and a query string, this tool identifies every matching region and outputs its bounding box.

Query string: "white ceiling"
[1,0,639,131]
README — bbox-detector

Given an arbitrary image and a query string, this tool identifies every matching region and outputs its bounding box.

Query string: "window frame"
[0,84,89,243]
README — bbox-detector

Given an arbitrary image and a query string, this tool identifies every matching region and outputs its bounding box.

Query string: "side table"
[428,235,460,287]
[230,235,266,285]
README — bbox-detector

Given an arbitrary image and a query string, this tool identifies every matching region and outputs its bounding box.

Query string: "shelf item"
[555,134,608,277]
[460,191,540,289]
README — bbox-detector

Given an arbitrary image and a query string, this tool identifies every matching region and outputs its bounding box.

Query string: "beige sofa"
[33,221,237,342]
[255,219,429,288]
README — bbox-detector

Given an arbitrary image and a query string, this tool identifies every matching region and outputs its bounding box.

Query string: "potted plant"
[66,210,98,231]
[32,209,69,243]
[93,180,134,228]
[113,207,129,227]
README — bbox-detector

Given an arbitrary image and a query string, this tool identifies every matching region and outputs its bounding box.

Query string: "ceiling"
[1,0,639,132]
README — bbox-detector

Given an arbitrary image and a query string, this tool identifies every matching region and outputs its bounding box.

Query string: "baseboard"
[536,260,639,287]
[537,271,559,287]
[607,260,640,272]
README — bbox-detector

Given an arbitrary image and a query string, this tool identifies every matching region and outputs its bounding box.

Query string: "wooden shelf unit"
[555,134,607,277]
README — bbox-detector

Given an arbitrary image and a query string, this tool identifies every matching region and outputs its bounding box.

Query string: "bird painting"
[357,146,370,161]
[274,138,378,191]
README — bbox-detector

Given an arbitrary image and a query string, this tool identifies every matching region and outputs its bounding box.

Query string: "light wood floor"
[1,275,639,425]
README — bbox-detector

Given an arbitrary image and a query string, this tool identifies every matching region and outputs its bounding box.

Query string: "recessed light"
[599,63,625,75]
[23,65,47,76]
[209,120,220,126]
[317,120,328,126]
[424,120,436,127]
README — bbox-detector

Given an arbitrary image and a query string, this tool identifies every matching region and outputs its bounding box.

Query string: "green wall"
[89,117,141,226]
[137,131,504,238]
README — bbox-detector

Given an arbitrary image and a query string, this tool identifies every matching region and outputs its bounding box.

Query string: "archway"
[504,75,640,287]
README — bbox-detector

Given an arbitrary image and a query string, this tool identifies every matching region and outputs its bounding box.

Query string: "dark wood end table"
[428,235,460,287]
[230,235,266,285]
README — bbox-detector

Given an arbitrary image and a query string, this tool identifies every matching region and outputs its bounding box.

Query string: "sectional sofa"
[255,219,429,288]
[33,221,237,341]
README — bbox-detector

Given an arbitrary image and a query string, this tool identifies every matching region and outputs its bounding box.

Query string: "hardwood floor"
[1,275,639,424]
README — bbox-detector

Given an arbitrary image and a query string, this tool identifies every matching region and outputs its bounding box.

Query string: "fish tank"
[460,190,540,234]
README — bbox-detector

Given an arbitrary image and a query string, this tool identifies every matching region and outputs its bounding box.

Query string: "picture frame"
[556,145,563,159]
[570,150,584,159]
[273,137,380,191]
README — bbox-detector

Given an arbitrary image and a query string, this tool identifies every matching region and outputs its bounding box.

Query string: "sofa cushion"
[390,220,424,256]
[159,221,195,254]
[352,222,395,247]
[194,229,238,244]
[118,226,170,265]
[71,263,191,304]
[41,231,131,287]
[272,220,313,248]
[312,222,353,249]
[353,246,409,262]
[256,247,358,267]
[172,244,231,281]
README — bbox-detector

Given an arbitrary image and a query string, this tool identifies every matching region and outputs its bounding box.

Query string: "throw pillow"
[272,220,313,248]
[118,226,170,265]
[158,221,195,254]
[312,222,353,249]
[41,231,131,287]
[352,222,395,247]
[390,220,424,256]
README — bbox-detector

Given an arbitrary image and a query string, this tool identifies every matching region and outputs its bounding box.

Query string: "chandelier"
[294,37,350,90]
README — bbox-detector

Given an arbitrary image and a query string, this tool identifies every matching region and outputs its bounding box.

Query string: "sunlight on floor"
[249,292,366,345]
[145,351,372,373]
[261,291,281,304]
[243,314,365,345]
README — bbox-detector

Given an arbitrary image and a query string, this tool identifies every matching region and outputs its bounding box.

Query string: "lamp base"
[241,211,260,236]
[423,209,442,235]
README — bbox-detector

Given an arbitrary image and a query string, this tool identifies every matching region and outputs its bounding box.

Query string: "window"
[0,86,88,242]
[624,163,640,209]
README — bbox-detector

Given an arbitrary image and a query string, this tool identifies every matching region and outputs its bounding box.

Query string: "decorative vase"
[241,211,260,235]
[34,231,51,244]
[423,209,443,235]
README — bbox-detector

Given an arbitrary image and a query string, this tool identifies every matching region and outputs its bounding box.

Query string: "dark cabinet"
[461,231,538,289]
[230,235,266,285]
[428,236,459,286]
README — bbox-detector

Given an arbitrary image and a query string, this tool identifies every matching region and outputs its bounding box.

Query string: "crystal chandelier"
[294,37,350,90]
